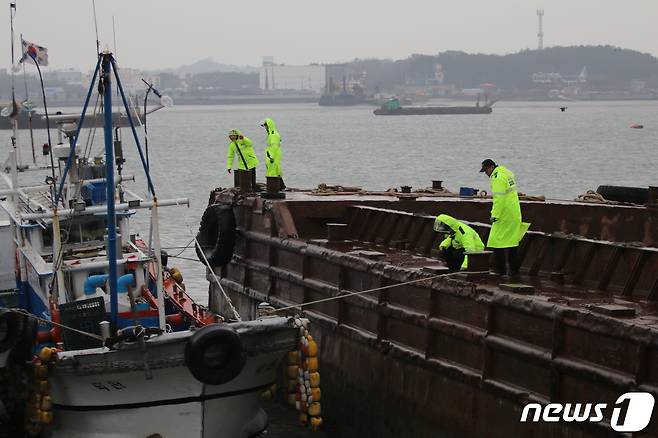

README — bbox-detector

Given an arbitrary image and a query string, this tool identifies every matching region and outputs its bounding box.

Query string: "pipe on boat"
[83,274,109,295]
[116,274,135,293]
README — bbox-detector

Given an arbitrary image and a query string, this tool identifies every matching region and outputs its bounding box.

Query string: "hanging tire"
[596,185,649,205]
[195,204,236,267]
[0,309,23,353]
[9,315,37,364]
[185,324,245,385]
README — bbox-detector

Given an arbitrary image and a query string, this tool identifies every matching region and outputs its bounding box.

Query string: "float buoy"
[195,204,236,267]
[185,324,244,385]
[630,124,644,129]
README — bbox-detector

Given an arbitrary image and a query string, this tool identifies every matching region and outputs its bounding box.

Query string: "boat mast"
[8,2,18,194]
[101,52,120,330]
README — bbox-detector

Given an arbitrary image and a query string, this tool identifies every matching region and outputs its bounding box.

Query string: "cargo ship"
[374,97,494,115]
[202,183,658,437]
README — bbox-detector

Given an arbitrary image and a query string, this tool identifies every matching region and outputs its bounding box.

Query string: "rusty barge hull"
[210,192,658,437]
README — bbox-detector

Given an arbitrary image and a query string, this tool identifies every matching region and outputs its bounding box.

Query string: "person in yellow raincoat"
[480,159,530,276]
[226,129,259,189]
[434,214,485,272]
[261,118,285,189]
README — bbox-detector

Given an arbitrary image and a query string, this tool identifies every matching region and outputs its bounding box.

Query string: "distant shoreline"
[34,95,658,108]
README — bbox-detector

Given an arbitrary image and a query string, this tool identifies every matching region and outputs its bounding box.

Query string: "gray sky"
[3,0,658,71]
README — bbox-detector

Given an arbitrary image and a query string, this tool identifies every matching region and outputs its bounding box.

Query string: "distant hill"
[154,58,259,76]
[350,46,658,91]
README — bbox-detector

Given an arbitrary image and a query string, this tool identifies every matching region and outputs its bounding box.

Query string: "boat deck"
[211,187,658,437]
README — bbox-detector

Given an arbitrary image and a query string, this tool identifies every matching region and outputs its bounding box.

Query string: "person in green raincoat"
[226,129,259,189]
[434,214,485,272]
[480,159,530,276]
[260,118,285,189]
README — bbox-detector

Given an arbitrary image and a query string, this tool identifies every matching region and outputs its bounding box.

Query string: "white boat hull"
[48,317,297,438]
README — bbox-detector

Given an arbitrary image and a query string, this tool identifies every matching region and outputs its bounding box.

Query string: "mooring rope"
[7,308,105,341]
[186,221,242,322]
[268,270,489,314]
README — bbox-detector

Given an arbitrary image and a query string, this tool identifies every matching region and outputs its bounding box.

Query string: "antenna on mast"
[536,9,544,50]
[92,0,100,55]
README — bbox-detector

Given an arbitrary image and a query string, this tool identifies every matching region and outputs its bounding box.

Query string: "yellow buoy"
[38,347,53,363]
[286,365,298,379]
[39,380,49,395]
[309,372,320,388]
[308,402,322,417]
[40,396,52,411]
[299,412,308,425]
[34,364,48,379]
[311,387,321,401]
[40,410,53,425]
[287,351,299,364]
[310,416,323,430]
[307,338,318,357]
[170,267,183,283]
[307,357,319,372]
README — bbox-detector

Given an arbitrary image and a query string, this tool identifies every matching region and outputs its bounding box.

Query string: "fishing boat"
[0,51,299,437]
[373,97,495,115]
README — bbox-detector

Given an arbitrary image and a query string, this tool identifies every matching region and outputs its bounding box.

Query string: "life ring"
[9,315,38,364]
[185,324,245,385]
[0,309,24,353]
[195,204,236,267]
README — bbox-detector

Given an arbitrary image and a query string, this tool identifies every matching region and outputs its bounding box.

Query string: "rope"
[165,238,195,257]
[8,308,104,342]
[168,255,201,263]
[269,270,488,314]
[186,221,241,321]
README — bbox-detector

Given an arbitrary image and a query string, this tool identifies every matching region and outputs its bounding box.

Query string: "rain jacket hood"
[226,129,258,170]
[263,118,277,134]
[434,214,485,270]
[435,214,460,233]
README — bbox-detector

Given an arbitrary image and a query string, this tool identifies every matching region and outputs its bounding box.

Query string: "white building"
[260,63,325,92]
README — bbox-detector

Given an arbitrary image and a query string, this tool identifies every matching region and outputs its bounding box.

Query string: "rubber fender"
[596,185,649,205]
[9,315,38,364]
[0,309,24,354]
[185,324,245,385]
[195,204,236,267]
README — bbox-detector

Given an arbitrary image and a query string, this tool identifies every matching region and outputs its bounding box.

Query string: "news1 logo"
[520,392,655,432]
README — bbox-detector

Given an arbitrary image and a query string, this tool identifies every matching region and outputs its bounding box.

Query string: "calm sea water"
[3,100,658,301]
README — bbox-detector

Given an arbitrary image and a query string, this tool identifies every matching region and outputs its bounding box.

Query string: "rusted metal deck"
[210,190,658,437]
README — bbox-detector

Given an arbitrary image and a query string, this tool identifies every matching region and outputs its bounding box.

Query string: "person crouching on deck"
[434,214,485,272]
[226,128,259,190]
[261,118,285,189]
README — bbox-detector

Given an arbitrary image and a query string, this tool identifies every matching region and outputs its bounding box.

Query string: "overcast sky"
[2,0,658,71]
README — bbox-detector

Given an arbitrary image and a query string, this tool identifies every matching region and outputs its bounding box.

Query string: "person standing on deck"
[480,159,530,276]
[434,214,485,272]
[261,118,285,189]
[226,129,259,189]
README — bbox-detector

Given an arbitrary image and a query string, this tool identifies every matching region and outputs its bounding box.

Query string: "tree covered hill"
[349,46,658,91]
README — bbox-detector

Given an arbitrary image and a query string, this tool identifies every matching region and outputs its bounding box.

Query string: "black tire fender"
[195,204,236,267]
[0,309,24,354]
[596,185,649,205]
[185,324,245,385]
[9,315,37,364]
